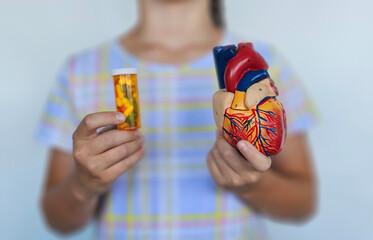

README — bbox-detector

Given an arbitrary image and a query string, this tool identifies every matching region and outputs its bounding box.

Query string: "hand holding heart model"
[212,43,287,156]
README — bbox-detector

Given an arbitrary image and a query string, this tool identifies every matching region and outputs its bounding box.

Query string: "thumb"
[75,112,126,139]
[237,140,271,172]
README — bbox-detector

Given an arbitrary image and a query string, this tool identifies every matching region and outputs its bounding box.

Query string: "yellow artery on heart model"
[213,43,287,156]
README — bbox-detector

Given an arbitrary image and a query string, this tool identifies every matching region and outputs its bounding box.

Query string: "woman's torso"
[65,33,274,240]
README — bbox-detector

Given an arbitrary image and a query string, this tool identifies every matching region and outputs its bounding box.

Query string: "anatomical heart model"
[212,43,287,156]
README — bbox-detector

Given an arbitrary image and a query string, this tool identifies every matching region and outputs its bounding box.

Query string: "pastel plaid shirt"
[36,32,317,240]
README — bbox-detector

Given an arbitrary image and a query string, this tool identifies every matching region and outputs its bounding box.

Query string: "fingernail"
[237,141,248,151]
[115,112,126,122]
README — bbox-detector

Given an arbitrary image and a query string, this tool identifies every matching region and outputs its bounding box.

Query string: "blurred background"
[0,0,372,239]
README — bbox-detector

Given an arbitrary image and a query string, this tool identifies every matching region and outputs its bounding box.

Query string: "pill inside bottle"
[112,68,141,130]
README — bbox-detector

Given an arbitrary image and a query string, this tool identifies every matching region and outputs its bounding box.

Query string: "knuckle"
[251,173,261,182]
[86,161,100,176]
[83,114,94,128]
[98,173,112,186]
[130,131,140,139]
[215,179,224,188]
[121,160,132,171]
[73,148,85,162]
[118,144,129,157]
[222,149,233,160]
[219,180,229,189]
[243,172,260,183]
[134,140,143,149]
[127,158,138,169]
[242,173,255,184]
[131,151,144,166]
[230,177,243,187]
[119,159,134,172]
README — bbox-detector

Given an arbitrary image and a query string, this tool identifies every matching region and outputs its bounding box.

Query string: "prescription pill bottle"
[112,68,141,130]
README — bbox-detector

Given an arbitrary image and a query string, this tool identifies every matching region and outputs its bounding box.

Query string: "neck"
[132,0,221,49]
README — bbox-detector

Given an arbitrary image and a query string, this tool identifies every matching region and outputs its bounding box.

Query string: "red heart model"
[213,42,286,156]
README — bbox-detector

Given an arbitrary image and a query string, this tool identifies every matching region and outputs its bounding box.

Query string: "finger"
[211,145,239,182]
[97,125,117,135]
[103,146,145,180]
[98,136,144,169]
[206,150,225,187]
[90,129,141,155]
[215,135,253,174]
[237,140,271,172]
[74,112,126,139]
[212,144,264,189]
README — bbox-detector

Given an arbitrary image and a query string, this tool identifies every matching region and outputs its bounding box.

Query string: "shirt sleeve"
[35,61,78,152]
[264,45,319,135]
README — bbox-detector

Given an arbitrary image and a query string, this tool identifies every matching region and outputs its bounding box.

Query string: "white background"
[1,0,372,239]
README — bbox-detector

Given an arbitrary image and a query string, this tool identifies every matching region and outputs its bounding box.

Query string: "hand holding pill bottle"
[112,68,141,130]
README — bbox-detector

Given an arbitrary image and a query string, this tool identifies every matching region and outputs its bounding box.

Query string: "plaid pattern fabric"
[36,32,317,240]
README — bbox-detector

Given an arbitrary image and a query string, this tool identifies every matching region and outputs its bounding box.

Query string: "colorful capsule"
[112,68,141,130]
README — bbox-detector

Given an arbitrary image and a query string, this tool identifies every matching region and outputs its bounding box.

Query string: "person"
[37,0,317,239]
